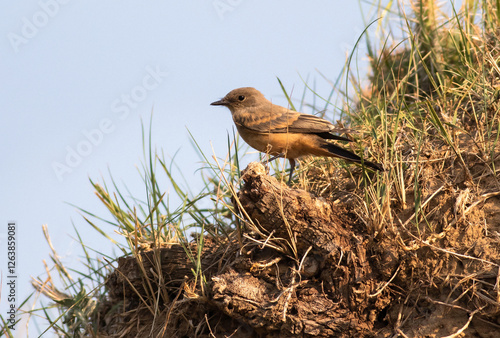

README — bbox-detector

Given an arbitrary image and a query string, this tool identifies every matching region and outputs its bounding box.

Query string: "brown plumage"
[211,87,383,184]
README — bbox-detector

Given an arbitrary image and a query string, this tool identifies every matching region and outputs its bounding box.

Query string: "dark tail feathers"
[322,142,384,171]
[316,132,352,142]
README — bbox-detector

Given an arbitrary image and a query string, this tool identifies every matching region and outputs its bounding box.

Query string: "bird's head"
[211,87,268,113]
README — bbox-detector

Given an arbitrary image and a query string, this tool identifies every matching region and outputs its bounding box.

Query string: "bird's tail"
[322,142,384,171]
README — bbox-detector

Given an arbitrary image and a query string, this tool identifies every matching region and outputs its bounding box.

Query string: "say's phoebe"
[211,87,383,184]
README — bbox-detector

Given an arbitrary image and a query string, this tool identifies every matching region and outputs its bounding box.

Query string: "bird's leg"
[259,153,284,175]
[259,153,295,185]
[287,159,296,186]
[260,153,285,168]
[266,153,285,163]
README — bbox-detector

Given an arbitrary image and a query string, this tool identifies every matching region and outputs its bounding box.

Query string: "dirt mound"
[98,152,500,337]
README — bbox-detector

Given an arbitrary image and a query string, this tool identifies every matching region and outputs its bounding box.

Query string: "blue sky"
[0,1,390,334]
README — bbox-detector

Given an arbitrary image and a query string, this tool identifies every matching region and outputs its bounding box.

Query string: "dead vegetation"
[25,1,500,337]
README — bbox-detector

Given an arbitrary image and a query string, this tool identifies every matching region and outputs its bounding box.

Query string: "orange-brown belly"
[236,126,331,159]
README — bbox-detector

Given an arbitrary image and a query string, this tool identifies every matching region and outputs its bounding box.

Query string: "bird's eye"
[238,95,245,101]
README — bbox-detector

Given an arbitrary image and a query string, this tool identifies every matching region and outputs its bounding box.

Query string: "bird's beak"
[210,98,227,106]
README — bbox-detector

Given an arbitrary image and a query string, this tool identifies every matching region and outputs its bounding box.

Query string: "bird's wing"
[238,106,331,133]
[285,113,335,134]
[236,106,351,141]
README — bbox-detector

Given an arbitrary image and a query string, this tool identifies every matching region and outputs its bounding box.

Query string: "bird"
[211,87,383,184]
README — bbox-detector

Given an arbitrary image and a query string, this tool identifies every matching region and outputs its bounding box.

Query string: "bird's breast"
[235,124,328,159]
